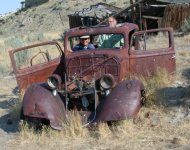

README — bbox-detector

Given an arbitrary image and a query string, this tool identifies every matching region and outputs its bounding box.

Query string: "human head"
[108,16,117,27]
[80,35,90,46]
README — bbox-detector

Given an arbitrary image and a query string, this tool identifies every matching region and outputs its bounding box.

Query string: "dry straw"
[162,4,190,30]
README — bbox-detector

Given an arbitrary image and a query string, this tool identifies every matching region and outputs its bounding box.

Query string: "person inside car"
[97,16,124,49]
[72,35,95,51]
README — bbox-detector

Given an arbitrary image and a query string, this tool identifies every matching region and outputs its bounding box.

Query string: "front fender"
[23,83,66,130]
[94,80,143,122]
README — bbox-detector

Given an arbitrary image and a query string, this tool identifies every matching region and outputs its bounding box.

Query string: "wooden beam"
[142,15,163,20]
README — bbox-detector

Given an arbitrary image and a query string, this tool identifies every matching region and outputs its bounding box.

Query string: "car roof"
[66,23,138,36]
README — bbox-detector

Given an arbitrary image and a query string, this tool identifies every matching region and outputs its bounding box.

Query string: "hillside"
[0,0,130,39]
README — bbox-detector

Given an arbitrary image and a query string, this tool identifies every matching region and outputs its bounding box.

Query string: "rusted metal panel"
[9,41,64,91]
[23,84,66,130]
[66,54,120,82]
[129,51,176,77]
[129,28,175,77]
[16,63,60,91]
[94,80,142,122]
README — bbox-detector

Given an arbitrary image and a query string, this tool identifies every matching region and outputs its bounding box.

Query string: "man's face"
[108,17,117,27]
[81,38,90,46]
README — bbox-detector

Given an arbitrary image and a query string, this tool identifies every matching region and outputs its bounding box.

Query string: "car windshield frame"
[67,33,126,52]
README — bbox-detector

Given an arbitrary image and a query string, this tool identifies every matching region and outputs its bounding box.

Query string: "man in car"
[97,16,124,48]
[72,35,95,51]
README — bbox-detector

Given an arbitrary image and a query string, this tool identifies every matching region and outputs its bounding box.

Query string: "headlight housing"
[99,74,115,90]
[47,74,62,89]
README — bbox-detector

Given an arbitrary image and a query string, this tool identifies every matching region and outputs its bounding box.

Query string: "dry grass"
[175,34,190,71]
[139,68,183,107]
[0,37,11,75]
[6,107,190,150]
[6,62,190,150]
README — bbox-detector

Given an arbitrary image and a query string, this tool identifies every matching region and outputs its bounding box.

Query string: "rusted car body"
[9,23,176,130]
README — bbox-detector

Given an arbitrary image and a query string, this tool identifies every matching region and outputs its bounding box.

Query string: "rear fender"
[23,83,66,130]
[94,80,143,122]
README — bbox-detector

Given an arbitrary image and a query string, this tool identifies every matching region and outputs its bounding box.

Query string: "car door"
[9,41,65,91]
[129,28,176,77]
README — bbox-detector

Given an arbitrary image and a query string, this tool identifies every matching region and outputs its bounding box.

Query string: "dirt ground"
[0,75,19,150]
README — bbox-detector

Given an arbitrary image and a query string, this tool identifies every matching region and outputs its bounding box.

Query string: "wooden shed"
[68,0,190,30]
[127,0,190,30]
[68,3,122,28]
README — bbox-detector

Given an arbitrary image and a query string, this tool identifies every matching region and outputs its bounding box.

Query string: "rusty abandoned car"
[9,22,176,130]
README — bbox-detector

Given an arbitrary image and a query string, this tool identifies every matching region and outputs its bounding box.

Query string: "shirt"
[72,44,95,51]
[97,34,124,48]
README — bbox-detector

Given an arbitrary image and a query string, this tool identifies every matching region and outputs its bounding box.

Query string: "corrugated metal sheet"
[68,3,122,28]
[73,2,122,18]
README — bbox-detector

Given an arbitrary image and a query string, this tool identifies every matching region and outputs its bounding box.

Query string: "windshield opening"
[69,33,125,52]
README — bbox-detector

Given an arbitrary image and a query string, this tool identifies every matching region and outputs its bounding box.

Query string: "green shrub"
[4,33,46,68]
[51,3,62,11]
[27,33,45,42]
[0,63,10,75]
[5,36,23,48]
[180,16,190,34]
[4,36,29,67]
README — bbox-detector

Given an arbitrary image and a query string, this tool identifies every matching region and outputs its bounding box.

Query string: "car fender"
[22,83,66,130]
[94,80,143,122]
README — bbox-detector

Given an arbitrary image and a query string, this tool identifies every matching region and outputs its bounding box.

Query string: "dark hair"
[108,16,117,21]
[109,15,116,19]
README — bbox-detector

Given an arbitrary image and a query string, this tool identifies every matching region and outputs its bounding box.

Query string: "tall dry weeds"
[138,68,178,106]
